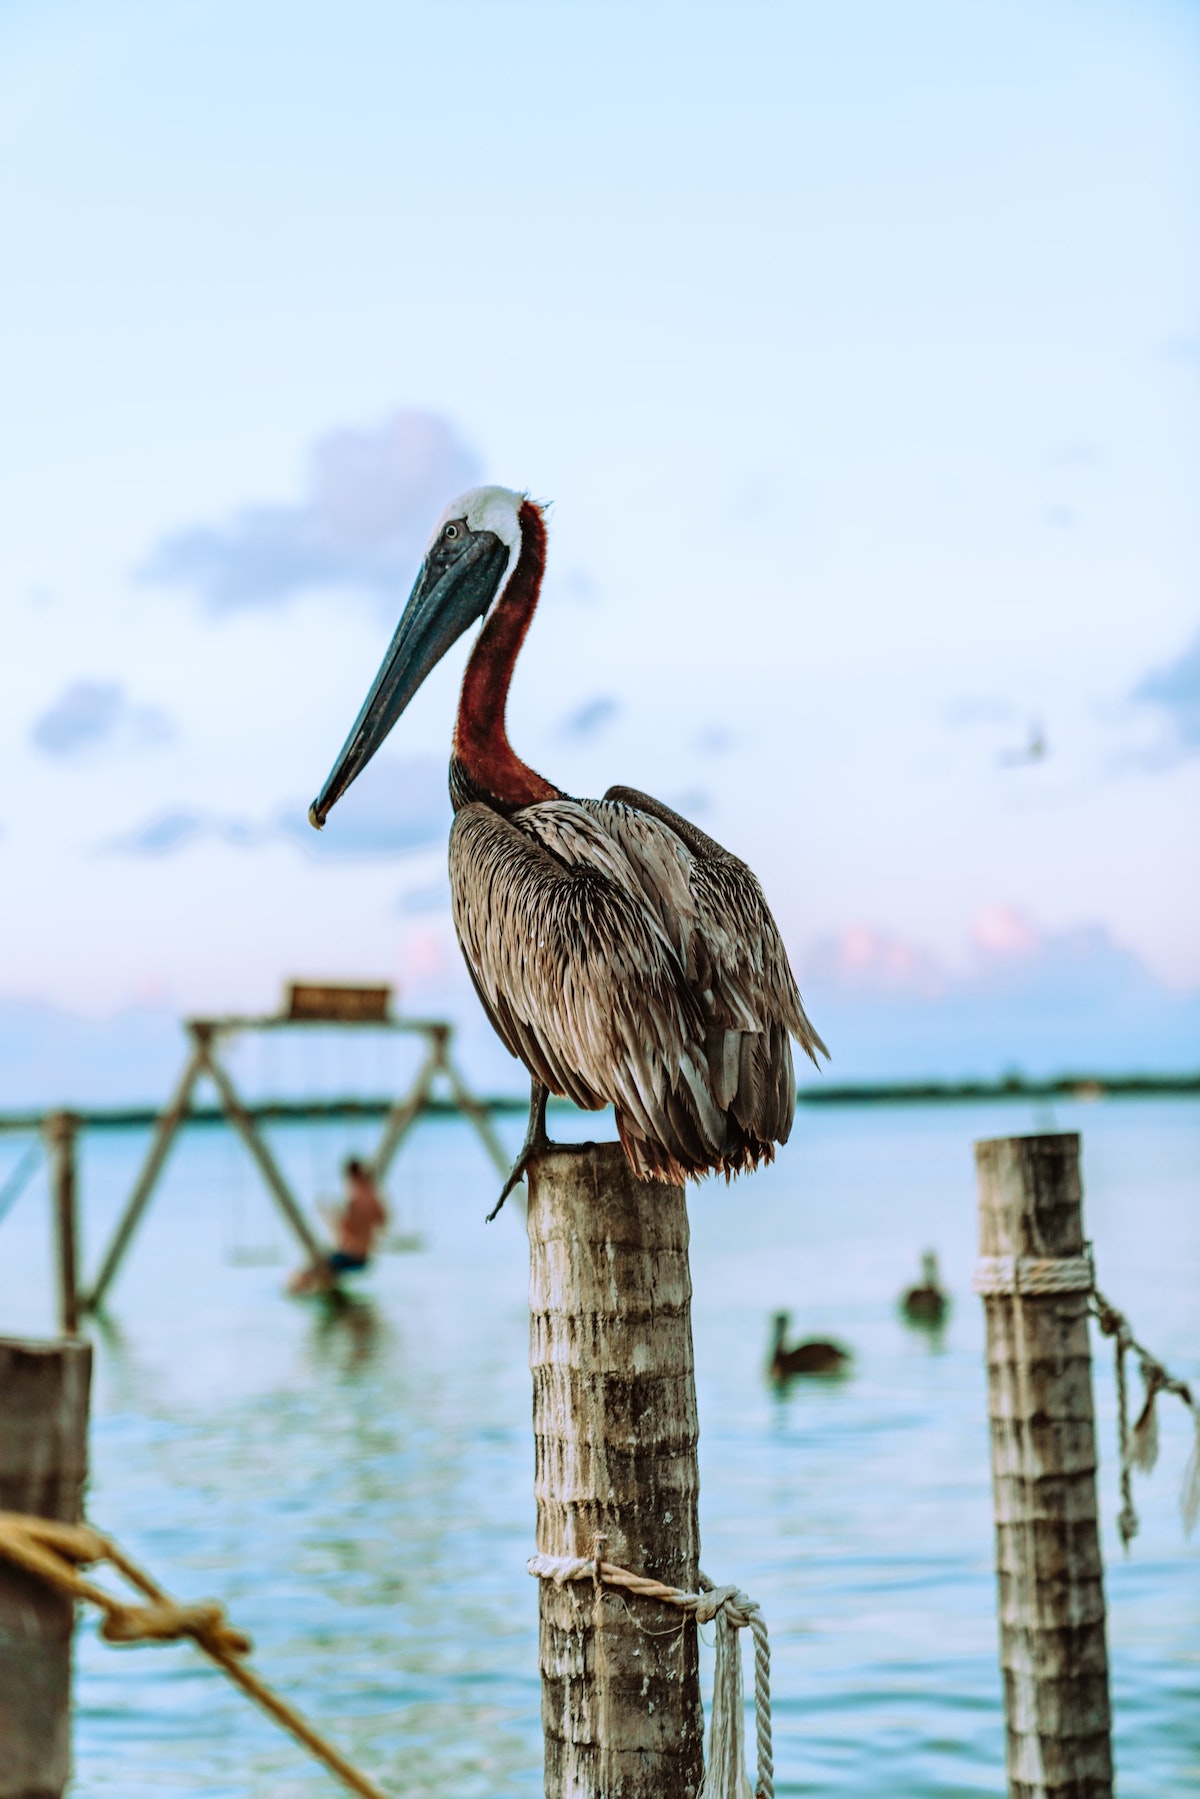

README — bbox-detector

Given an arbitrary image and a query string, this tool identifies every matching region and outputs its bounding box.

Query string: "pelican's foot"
[484,1143,545,1222]
[486,1082,551,1222]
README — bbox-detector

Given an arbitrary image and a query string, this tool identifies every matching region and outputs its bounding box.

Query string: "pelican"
[310,487,826,1212]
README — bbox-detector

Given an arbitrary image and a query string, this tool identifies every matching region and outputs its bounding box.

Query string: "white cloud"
[694,725,734,755]
[140,411,480,611]
[30,681,172,757]
[558,696,620,741]
[107,810,260,857]
[107,756,450,860]
[1132,631,1200,754]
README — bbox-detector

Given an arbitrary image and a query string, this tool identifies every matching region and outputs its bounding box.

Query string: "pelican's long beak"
[309,529,509,828]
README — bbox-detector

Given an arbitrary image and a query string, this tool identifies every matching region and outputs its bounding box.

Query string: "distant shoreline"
[1,1071,1196,1133]
[796,1071,1200,1103]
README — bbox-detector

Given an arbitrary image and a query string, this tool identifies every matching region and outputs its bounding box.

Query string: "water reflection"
[901,1311,951,1355]
[307,1290,386,1374]
[86,1308,164,1414]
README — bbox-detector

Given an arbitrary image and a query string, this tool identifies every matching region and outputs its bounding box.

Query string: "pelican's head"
[309,486,525,828]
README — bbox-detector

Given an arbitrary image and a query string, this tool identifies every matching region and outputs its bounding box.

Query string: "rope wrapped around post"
[0,1511,389,1799]
[973,1248,1200,1548]
[528,1550,772,1799]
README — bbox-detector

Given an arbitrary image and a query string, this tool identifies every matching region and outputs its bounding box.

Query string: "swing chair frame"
[82,988,512,1314]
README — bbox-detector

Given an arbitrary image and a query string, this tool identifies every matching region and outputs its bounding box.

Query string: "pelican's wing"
[448,800,727,1177]
[597,785,825,1051]
[594,786,829,1145]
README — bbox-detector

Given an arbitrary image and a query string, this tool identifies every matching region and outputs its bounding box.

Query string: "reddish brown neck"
[452,499,558,810]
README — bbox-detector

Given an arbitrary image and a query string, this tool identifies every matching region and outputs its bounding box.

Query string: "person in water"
[288,1157,388,1293]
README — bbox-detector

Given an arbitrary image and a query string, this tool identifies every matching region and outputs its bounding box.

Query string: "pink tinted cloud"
[971,905,1039,958]
[807,925,946,998]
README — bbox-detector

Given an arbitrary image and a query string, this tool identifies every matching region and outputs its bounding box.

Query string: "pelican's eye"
[434,518,469,556]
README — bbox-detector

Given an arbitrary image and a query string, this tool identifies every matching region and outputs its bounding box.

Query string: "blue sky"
[1,0,1197,1095]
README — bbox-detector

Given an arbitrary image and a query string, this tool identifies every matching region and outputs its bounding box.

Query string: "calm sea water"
[0,1097,1196,1796]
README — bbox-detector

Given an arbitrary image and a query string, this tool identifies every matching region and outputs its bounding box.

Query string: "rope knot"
[0,1511,388,1799]
[530,1553,774,1798]
[694,1583,739,1625]
[99,1598,252,1657]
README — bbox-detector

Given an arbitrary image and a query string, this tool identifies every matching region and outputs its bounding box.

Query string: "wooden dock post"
[528,1143,705,1799]
[43,1113,80,1338]
[974,1133,1113,1799]
[0,1337,92,1799]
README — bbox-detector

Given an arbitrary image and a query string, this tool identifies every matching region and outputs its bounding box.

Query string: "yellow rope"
[0,1512,389,1799]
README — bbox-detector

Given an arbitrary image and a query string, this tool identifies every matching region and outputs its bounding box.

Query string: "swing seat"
[225,1245,285,1268]
[384,1230,426,1255]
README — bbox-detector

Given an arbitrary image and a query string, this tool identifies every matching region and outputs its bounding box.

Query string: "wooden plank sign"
[285,983,393,1024]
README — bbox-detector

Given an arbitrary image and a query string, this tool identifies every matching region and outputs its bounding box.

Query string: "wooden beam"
[437,1034,515,1182]
[369,1034,443,1182]
[83,1038,206,1313]
[196,1033,324,1266]
[42,1115,79,1338]
[372,1025,515,1187]
[528,1143,705,1797]
[0,1140,41,1231]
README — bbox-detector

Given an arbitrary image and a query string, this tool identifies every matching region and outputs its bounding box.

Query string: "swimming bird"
[310,487,826,1211]
[901,1251,949,1326]
[767,1312,850,1380]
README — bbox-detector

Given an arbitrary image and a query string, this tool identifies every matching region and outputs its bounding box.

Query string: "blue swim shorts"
[327,1251,368,1275]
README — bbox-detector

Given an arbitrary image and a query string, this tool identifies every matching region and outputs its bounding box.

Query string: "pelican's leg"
[486,1080,551,1222]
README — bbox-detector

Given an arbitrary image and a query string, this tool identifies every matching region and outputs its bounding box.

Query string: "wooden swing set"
[80,981,511,1314]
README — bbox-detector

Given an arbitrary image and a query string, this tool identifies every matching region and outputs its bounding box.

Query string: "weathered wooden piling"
[0,1337,92,1799]
[528,1143,705,1798]
[42,1114,80,1338]
[974,1133,1113,1799]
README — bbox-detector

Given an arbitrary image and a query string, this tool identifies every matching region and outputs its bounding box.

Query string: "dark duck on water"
[309,487,827,1212]
[767,1312,851,1381]
[901,1251,949,1326]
